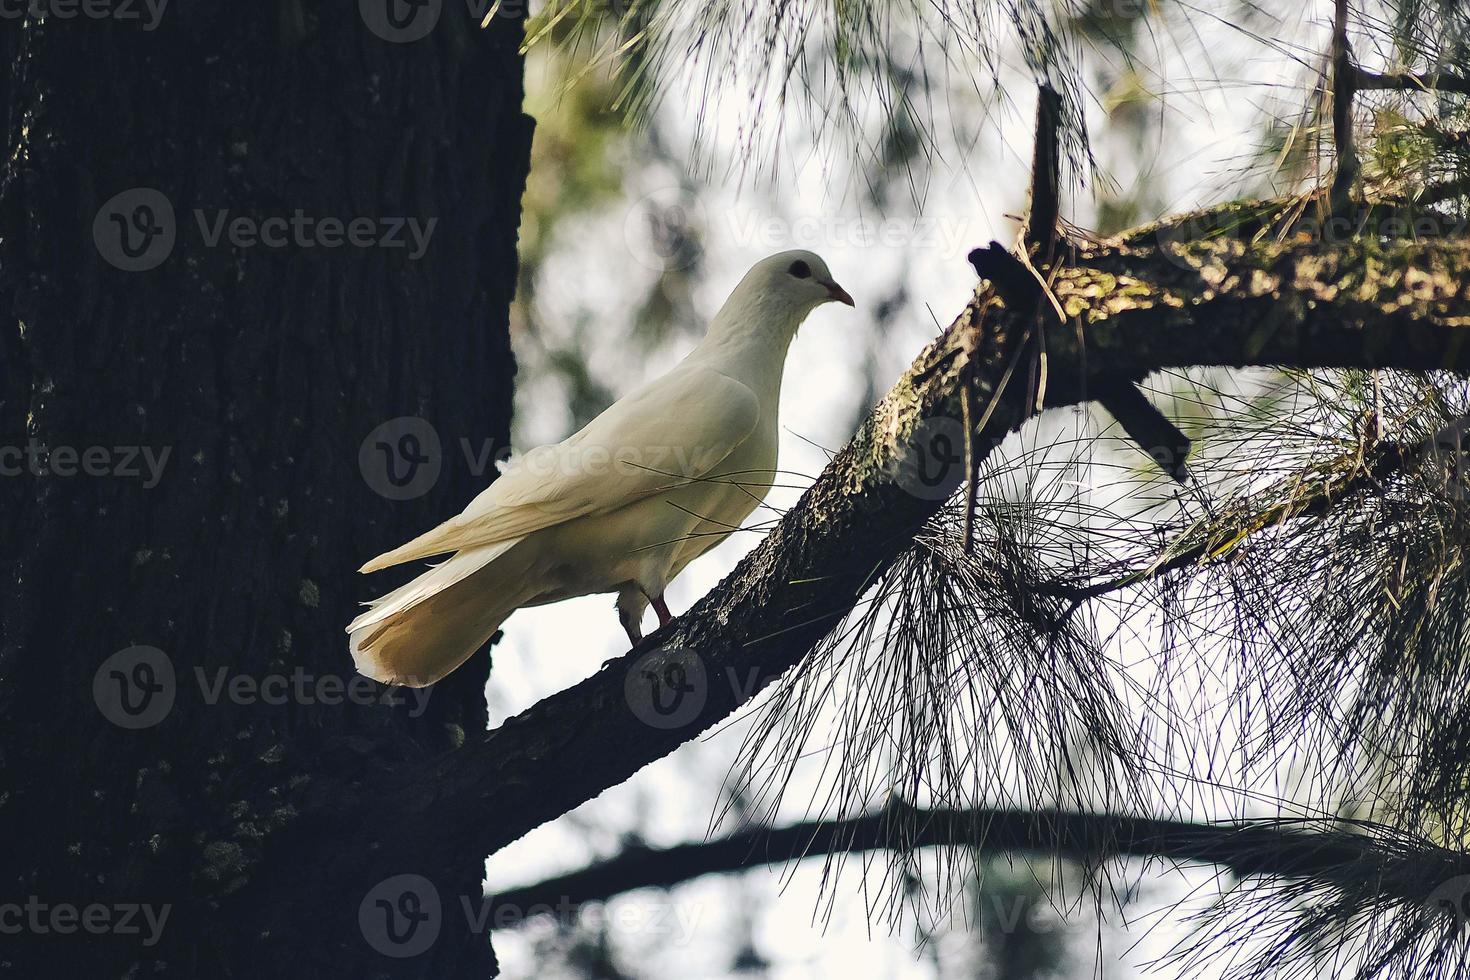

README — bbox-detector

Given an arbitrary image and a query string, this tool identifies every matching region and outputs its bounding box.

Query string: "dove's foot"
[651,593,673,627]
[616,585,647,647]
[618,606,643,647]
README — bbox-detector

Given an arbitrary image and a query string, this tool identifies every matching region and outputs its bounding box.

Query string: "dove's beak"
[823,280,855,307]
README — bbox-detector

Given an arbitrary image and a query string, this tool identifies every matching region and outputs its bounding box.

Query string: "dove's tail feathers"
[347,539,520,634]
[358,515,510,574]
[347,539,530,688]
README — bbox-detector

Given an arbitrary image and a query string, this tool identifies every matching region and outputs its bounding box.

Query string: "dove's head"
[750,249,855,313]
[706,250,853,353]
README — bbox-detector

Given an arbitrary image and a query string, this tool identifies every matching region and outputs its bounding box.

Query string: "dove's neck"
[688,292,809,400]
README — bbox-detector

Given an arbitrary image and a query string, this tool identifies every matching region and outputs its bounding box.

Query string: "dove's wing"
[359,365,761,572]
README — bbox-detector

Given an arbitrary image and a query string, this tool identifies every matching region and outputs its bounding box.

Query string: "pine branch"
[1330,0,1361,216]
[1356,68,1470,96]
[1093,378,1192,483]
[1024,84,1064,264]
[968,242,1045,308]
[1043,414,1470,604]
[1115,195,1466,250]
[489,803,1470,923]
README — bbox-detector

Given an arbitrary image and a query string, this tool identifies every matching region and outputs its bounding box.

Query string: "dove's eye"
[788,260,812,279]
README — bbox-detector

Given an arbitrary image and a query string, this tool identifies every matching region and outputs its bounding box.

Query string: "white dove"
[348,249,854,687]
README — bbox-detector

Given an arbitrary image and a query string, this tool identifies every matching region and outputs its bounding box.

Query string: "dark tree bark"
[0,4,532,976]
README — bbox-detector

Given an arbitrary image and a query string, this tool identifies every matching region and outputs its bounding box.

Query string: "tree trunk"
[0,4,531,976]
